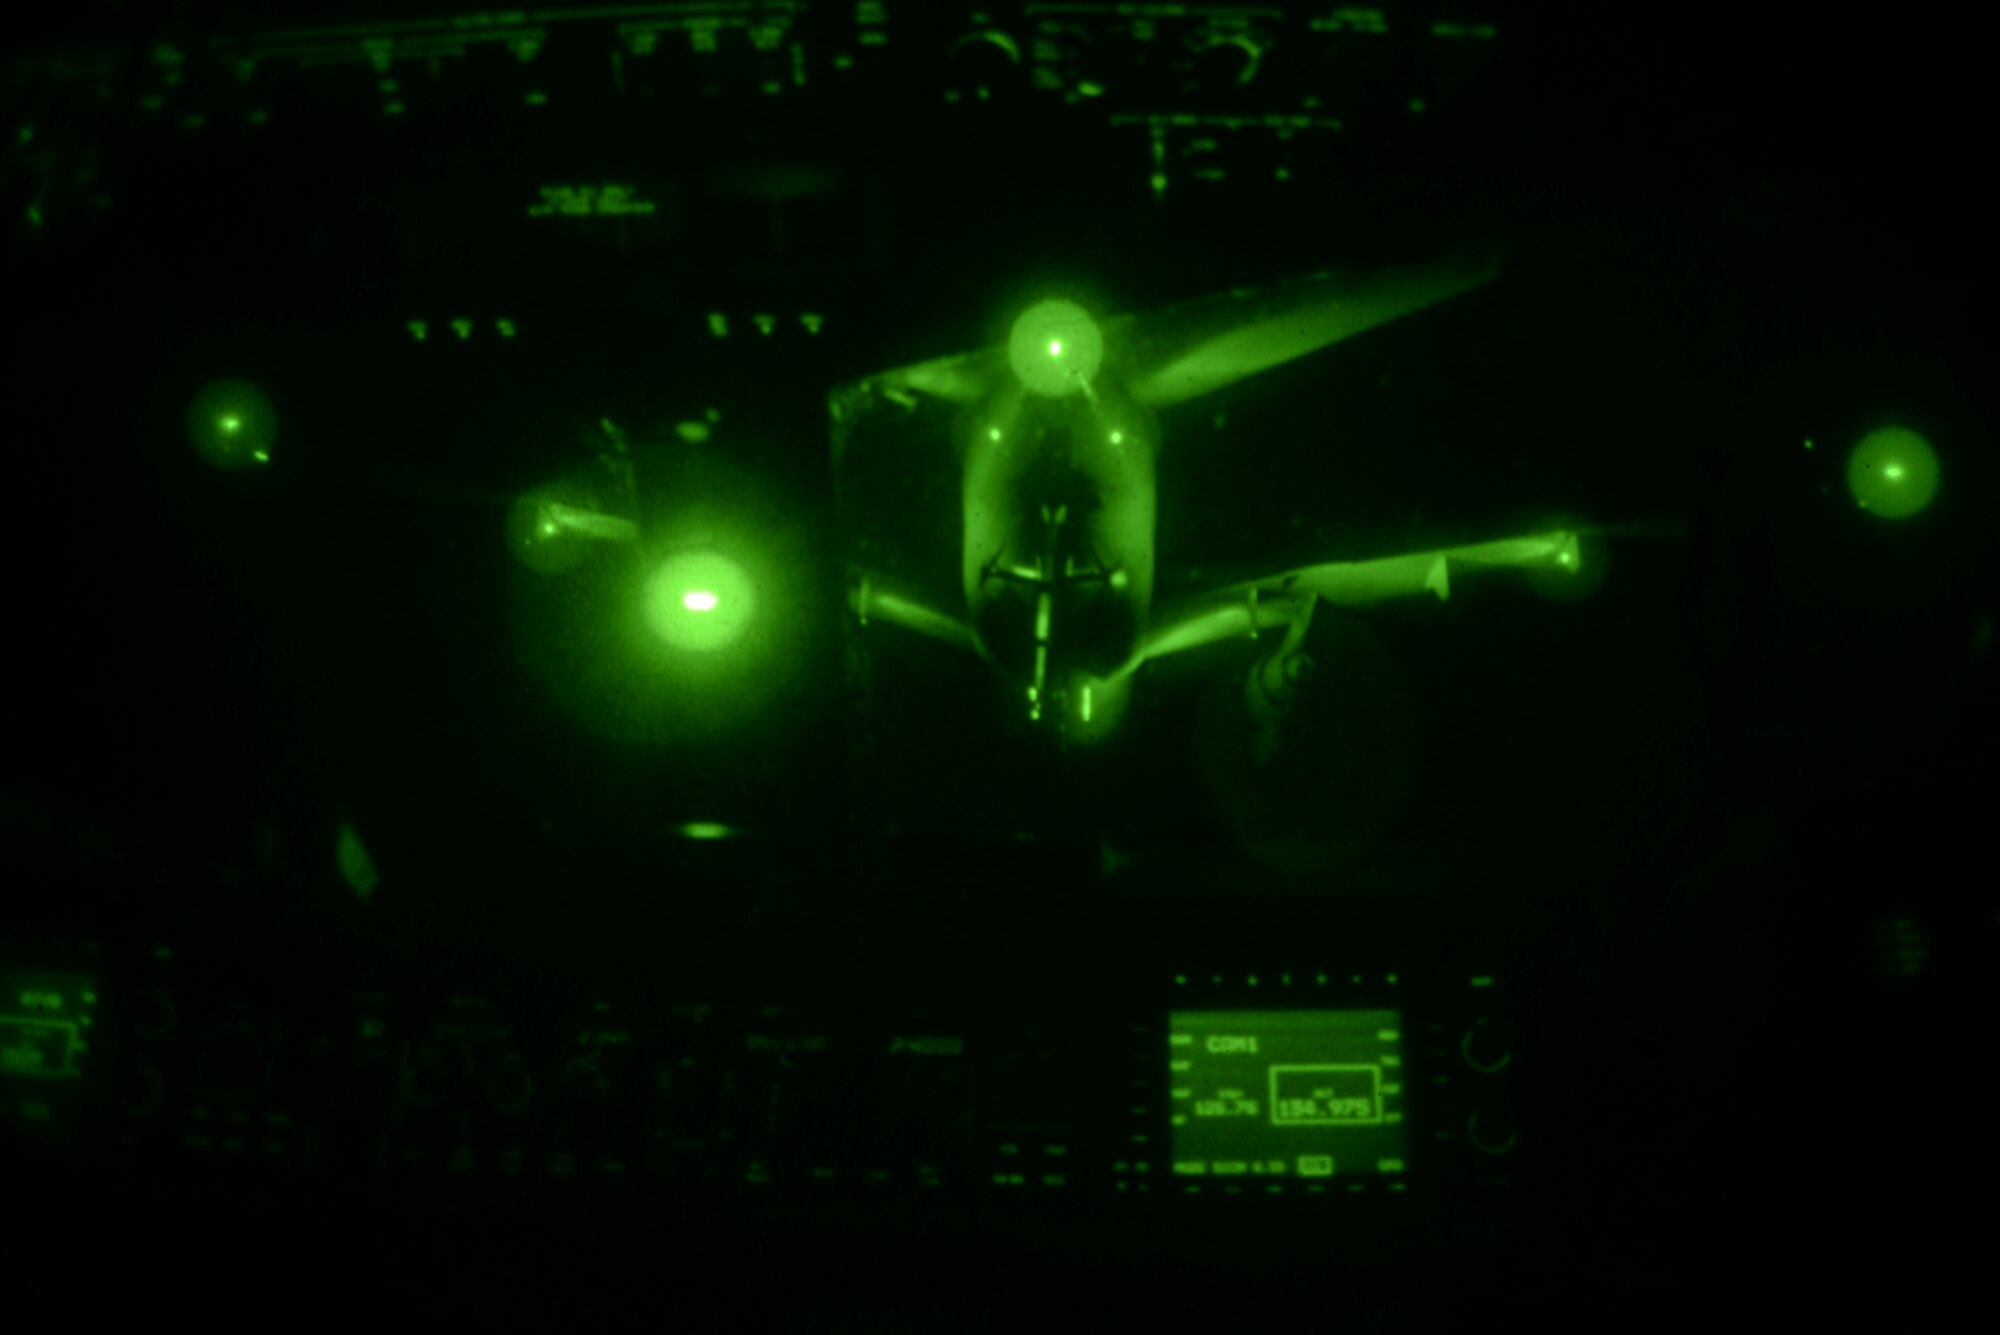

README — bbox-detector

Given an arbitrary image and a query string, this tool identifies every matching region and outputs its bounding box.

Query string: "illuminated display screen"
[1168,1010,1406,1181]
[0,970,98,1131]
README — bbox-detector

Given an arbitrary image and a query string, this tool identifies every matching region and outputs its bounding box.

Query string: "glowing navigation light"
[1847,426,1940,519]
[507,483,631,575]
[187,379,278,471]
[647,550,755,651]
[1009,300,1103,397]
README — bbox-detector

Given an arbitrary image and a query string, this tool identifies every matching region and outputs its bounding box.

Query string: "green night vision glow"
[1168,1010,1407,1182]
[187,379,277,470]
[646,550,756,651]
[1,972,98,1080]
[506,482,637,575]
[1523,525,1603,602]
[508,487,594,575]
[1847,426,1940,519]
[335,821,379,901]
[1008,300,1104,397]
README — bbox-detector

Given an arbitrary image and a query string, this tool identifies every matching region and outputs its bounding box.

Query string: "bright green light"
[1009,300,1103,397]
[678,822,734,840]
[1523,525,1603,602]
[187,379,277,471]
[1058,672,1129,744]
[647,550,755,651]
[1847,426,1940,519]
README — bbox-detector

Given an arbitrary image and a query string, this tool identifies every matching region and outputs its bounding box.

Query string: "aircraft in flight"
[829,242,1586,750]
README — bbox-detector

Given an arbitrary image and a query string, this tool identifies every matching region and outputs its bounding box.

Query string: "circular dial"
[1467,1107,1518,1155]
[1193,35,1261,87]
[485,1057,534,1112]
[1460,1019,1513,1073]
[948,29,1021,97]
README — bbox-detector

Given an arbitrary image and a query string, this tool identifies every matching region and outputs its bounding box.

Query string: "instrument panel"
[2,937,1517,1214]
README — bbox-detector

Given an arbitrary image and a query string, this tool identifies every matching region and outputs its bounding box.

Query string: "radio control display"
[1167,1010,1407,1181]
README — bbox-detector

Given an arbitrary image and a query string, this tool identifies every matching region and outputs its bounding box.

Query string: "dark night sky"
[3,2,1990,947]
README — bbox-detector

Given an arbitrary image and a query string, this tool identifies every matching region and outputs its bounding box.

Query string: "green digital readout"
[1168,1010,1406,1180]
[1,973,97,1081]
[1,1019,78,1076]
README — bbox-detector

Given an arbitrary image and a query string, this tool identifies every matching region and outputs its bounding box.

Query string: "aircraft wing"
[1136,527,1581,666]
[828,344,1006,474]
[847,568,981,654]
[541,502,639,542]
[1116,241,1509,410]
[836,345,1001,414]
[830,239,1506,430]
